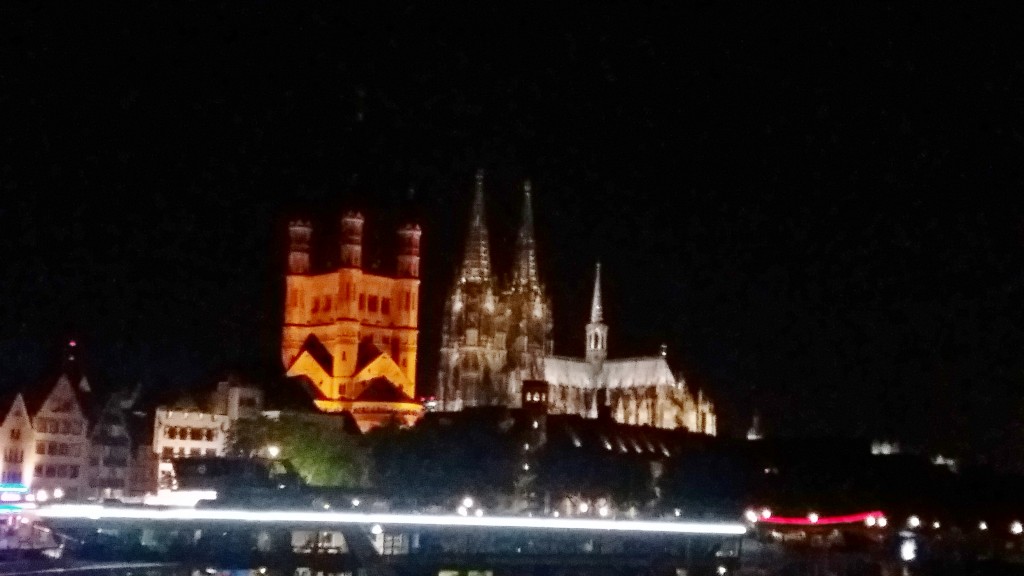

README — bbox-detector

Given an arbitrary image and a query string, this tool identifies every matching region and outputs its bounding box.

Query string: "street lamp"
[267,445,281,459]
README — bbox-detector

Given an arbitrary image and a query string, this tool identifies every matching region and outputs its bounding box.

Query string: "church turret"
[340,212,364,268]
[585,263,608,366]
[460,170,492,284]
[397,224,422,278]
[288,220,312,274]
[512,181,540,293]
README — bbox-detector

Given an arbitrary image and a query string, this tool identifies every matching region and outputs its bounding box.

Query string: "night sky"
[3,2,1024,467]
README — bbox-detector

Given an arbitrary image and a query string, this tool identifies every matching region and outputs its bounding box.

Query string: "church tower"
[585,263,608,366]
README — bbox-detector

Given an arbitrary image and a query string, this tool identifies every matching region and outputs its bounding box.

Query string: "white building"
[152,379,263,489]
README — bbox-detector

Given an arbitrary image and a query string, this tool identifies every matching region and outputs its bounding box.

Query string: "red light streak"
[760,511,884,526]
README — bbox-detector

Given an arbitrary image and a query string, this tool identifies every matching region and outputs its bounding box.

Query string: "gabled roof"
[355,339,385,373]
[290,334,334,376]
[544,356,677,389]
[0,392,23,425]
[354,377,416,404]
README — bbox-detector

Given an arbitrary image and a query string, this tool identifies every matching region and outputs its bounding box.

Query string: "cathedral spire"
[585,262,608,366]
[459,169,492,284]
[512,180,540,292]
[590,262,603,323]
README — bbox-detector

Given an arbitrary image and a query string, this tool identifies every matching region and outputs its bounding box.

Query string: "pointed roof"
[459,169,492,284]
[590,262,603,323]
[354,376,417,403]
[512,180,540,292]
[290,334,334,376]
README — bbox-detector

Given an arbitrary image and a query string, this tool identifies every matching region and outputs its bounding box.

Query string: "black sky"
[3,1,1024,467]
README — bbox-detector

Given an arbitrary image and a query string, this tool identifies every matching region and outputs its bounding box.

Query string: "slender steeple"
[590,262,603,323]
[459,169,492,284]
[512,180,540,292]
[585,262,608,366]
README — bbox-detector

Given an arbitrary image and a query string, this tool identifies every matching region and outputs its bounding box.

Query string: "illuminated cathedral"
[438,171,716,434]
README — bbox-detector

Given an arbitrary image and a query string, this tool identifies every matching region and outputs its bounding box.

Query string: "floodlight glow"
[370,524,383,535]
[53,488,64,500]
[744,509,758,523]
[474,508,484,517]
[900,539,916,562]
[760,508,771,520]
[1011,521,1022,535]
[932,521,940,529]
[598,505,609,518]
[807,513,819,524]
[578,502,589,514]
[456,506,468,516]
[877,516,887,528]
[33,505,746,535]
[907,516,921,528]
[462,497,474,508]
[979,521,988,531]
[864,516,876,527]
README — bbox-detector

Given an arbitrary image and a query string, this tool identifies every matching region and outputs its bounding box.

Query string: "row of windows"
[35,418,84,436]
[34,464,80,479]
[294,287,417,317]
[163,426,218,441]
[4,449,24,463]
[161,447,217,459]
[35,441,83,457]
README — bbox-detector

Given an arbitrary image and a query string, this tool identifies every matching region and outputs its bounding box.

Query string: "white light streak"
[34,505,746,535]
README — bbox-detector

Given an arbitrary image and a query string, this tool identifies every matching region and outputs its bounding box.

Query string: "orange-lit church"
[281,213,423,431]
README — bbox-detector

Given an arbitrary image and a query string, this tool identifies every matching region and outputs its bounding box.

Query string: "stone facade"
[282,212,423,429]
[438,172,716,434]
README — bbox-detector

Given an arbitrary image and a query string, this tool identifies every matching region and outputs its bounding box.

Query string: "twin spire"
[590,262,603,323]
[459,171,540,293]
[460,169,492,283]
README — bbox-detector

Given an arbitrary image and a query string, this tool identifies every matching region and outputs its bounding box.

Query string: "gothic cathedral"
[438,171,716,435]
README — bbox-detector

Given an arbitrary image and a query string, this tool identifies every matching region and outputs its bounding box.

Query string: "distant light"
[808,513,819,524]
[865,516,876,527]
[979,521,988,531]
[578,502,589,514]
[36,490,48,503]
[523,463,530,471]
[877,516,888,528]
[674,509,681,517]
[744,509,759,523]
[462,497,474,508]
[69,340,77,347]
[53,488,64,500]
[900,539,917,562]
[552,511,559,518]
[523,443,530,451]
[351,498,360,507]
[907,516,921,528]
[932,521,940,529]
[760,508,772,520]
[716,566,727,575]
[266,445,281,459]
[370,524,383,535]
[322,503,330,510]
[1011,521,1022,535]
[456,506,468,516]
[474,508,484,517]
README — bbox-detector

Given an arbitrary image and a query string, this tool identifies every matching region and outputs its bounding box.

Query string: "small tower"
[287,220,312,274]
[340,211,364,268]
[585,263,608,366]
[396,224,422,278]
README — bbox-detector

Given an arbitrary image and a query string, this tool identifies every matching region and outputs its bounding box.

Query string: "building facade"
[152,380,264,489]
[282,212,423,429]
[438,172,716,434]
